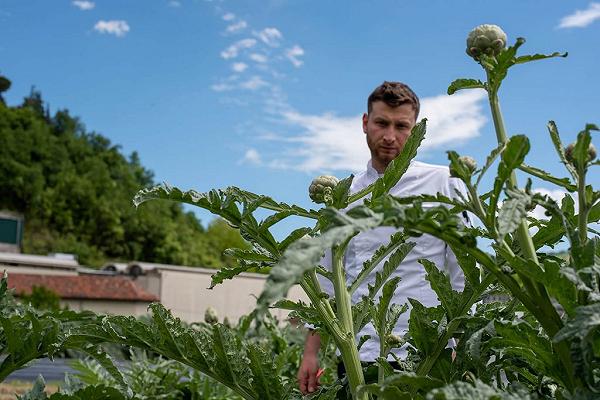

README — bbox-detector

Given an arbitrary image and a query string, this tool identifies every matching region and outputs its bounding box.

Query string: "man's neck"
[371,160,388,174]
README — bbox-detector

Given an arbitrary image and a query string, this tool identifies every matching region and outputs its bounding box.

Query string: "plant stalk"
[577,168,589,245]
[331,246,367,400]
[485,78,576,389]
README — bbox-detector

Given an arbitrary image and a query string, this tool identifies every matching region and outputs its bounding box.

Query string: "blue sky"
[1,0,599,236]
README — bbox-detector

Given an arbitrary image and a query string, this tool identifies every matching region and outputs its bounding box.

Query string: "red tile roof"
[7,273,158,302]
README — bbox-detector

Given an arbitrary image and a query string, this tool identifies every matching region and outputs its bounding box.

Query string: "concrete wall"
[61,299,151,316]
[1,265,78,276]
[156,269,309,323]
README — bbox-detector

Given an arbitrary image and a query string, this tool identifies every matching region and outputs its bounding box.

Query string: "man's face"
[363,101,416,173]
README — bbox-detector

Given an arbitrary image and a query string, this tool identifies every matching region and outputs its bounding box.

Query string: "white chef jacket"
[319,160,468,361]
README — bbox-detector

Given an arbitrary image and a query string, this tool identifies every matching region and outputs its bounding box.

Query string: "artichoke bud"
[589,144,597,161]
[309,175,340,205]
[450,156,478,178]
[204,306,219,324]
[466,24,507,60]
[565,142,597,166]
[386,334,404,348]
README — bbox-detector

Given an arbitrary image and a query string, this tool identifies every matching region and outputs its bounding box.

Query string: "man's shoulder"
[406,161,452,178]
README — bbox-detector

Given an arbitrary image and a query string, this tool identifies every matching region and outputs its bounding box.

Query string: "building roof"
[7,273,159,302]
[0,252,79,270]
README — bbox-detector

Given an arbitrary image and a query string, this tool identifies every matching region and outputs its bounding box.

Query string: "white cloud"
[530,188,577,220]
[168,1,181,7]
[240,148,262,165]
[222,13,235,21]
[72,0,95,10]
[286,45,304,67]
[211,83,234,92]
[558,2,600,28]
[255,27,282,47]
[240,76,268,90]
[249,53,268,63]
[93,20,130,37]
[232,62,248,72]
[263,90,487,173]
[220,38,257,59]
[419,90,487,149]
[226,20,247,34]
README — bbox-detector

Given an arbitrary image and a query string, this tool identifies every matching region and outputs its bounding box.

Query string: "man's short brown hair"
[367,81,420,118]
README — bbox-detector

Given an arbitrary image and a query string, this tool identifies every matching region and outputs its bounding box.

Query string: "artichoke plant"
[466,24,507,59]
[308,175,339,205]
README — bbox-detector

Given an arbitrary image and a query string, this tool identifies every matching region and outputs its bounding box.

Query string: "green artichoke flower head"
[466,24,507,59]
[449,155,478,178]
[204,306,219,324]
[309,175,339,205]
[565,142,597,167]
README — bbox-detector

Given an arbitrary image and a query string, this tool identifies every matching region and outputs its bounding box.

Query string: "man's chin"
[380,152,400,162]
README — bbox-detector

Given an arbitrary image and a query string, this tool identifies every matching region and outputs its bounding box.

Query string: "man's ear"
[362,113,368,134]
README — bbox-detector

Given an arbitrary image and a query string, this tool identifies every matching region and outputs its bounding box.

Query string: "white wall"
[61,299,151,316]
[157,269,309,323]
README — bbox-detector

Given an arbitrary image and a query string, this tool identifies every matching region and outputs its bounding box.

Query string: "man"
[297,81,466,395]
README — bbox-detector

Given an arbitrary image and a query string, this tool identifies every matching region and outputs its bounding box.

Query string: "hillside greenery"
[0,75,248,268]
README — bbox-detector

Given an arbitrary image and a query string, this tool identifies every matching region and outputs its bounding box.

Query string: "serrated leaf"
[447,151,471,182]
[489,135,530,221]
[133,183,243,225]
[367,242,416,300]
[257,210,382,313]
[475,142,505,188]
[498,188,532,239]
[407,299,445,355]
[17,375,47,400]
[389,193,466,209]
[247,344,284,400]
[548,121,578,180]
[332,174,354,209]
[518,163,576,192]
[48,385,127,400]
[357,335,371,351]
[372,119,427,199]
[373,277,401,340]
[350,232,408,294]
[78,345,130,396]
[514,51,567,65]
[491,319,558,379]
[209,265,251,288]
[426,379,535,400]
[465,321,495,364]
[420,260,461,318]
[278,227,313,252]
[447,242,480,287]
[447,78,485,95]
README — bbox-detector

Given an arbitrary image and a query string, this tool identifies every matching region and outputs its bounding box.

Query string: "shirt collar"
[366,159,418,181]
[366,160,382,180]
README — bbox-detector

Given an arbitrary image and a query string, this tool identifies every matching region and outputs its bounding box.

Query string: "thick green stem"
[331,246,367,400]
[487,85,539,265]
[484,77,576,390]
[577,170,589,245]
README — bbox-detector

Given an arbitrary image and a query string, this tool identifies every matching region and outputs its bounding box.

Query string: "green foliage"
[19,285,61,311]
[3,27,600,400]
[0,90,246,267]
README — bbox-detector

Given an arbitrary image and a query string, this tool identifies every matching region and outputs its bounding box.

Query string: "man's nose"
[382,127,395,142]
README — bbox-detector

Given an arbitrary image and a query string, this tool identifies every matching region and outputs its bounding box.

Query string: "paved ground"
[6,358,76,382]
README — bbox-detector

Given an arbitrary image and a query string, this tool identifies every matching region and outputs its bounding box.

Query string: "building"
[102,261,308,323]
[1,251,309,323]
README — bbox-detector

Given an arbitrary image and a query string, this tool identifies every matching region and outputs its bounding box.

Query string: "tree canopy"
[0,76,248,268]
